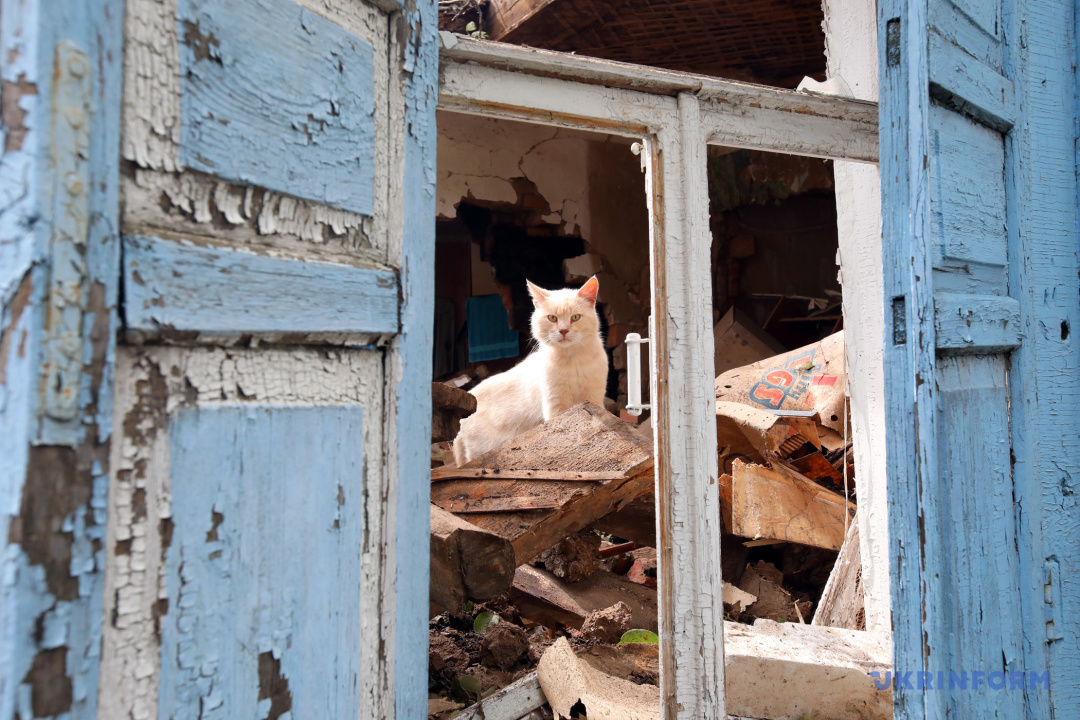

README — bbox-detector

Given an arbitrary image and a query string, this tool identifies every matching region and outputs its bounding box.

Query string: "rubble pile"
[427,330,879,720]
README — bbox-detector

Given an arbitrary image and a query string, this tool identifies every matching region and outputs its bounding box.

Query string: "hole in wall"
[1062,320,1070,340]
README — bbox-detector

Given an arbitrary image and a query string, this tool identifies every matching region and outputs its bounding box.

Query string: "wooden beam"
[649,94,726,720]
[431,382,476,443]
[123,234,400,339]
[486,0,561,40]
[430,505,516,615]
[431,381,477,414]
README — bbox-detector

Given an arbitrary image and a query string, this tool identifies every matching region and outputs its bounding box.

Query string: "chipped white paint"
[122,0,182,171]
[823,0,892,636]
[99,347,385,720]
[123,169,379,262]
[649,94,726,720]
[439,57,676,135]
[121,0,391,259]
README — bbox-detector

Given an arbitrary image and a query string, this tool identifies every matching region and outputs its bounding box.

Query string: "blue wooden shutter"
[879,0,1079,717]
[105,0,437,717]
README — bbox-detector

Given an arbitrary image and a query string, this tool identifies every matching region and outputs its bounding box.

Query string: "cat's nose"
[559,329,569,337]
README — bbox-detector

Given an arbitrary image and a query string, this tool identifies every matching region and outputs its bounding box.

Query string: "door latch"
[625,333,650,416]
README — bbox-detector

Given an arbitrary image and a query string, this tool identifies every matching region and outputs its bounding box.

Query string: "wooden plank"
[431,382,477,414]
[101,347,388,719]
[438,35,878,163]
[929,355,1023,717]
[122,234,399,337]
[430,506,515,614]
[452,672,547,720]
[177,0,375,215]
[812,513,865,630]
[160,405,364,719]
[648,94,726,720]
[933,292,1021,352]
[431,463,653,482]
[438,56,672,137]
[730,461,856,551]
[511,566,658,632]
[928,30,1015,131]
[487,0,561,39]
[434,496,564,513]
[715,401,815,461]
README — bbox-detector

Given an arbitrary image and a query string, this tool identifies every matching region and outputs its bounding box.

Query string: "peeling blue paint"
[394,0,438,717]
[160,405,363,720]
[1003,0,1080,715]
[0,0,121,716]
[882,0,1080,717]
[177,0,376,216]
[123,234,400,337]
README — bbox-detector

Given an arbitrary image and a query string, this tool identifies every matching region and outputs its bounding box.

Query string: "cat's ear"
[577,276,599,304]
[526,280,550,306]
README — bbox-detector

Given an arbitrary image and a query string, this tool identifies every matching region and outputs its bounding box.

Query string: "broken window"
[428,19,888,720]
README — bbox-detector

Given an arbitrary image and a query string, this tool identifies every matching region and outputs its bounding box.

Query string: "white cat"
[453,277,609,466]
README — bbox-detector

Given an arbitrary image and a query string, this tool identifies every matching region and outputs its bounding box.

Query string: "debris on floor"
[537,637,661,720]
[430,402,654,566]
[428,330,877,719]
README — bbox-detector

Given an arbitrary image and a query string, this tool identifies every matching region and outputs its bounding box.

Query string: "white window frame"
[437,33,880,719]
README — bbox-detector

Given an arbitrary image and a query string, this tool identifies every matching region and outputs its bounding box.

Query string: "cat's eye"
[547,315,558,322]
[570,314,581,322]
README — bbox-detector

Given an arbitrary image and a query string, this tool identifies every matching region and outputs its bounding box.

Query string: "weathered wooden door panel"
[160,405,363,719]
[176,0,377,215]
[99,0,438,716]
[121,0,394,272]
[928,355,1023,716]
[101,347,386,719]
[881,0,1078,717]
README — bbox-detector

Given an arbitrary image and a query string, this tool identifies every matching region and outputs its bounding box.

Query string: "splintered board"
[731,460,856,551]
[431,403,654,564]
